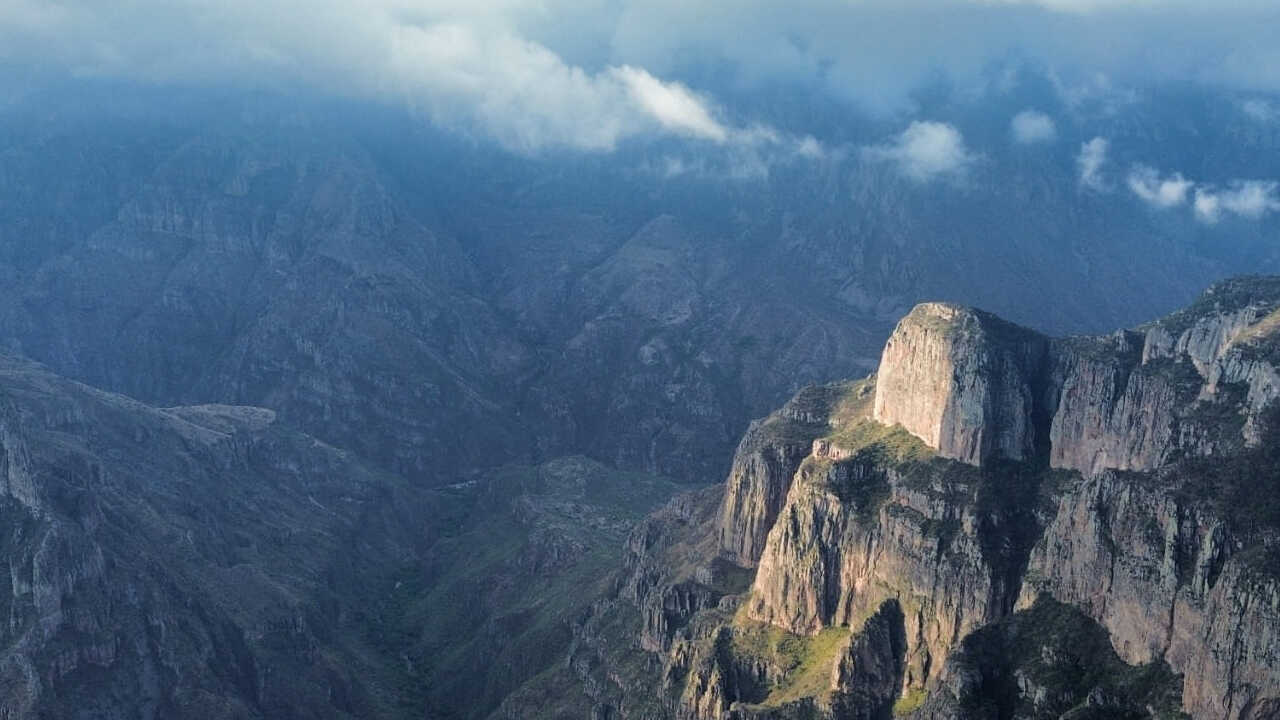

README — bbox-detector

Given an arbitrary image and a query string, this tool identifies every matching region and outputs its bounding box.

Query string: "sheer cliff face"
[1021,473,1280,720]
[716,384,853,567]
[872,303,1046,467]
[573,277,1280,720]
[873,278,1280,477]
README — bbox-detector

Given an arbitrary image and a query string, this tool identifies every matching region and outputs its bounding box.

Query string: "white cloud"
[386,23,748,152]
[865,121,977,182]
[1010,109,1057,143]
[1193,189,1220,222]
[1077,137,1109,190]
[0,1,817,156]
[611,66,727,142]
[1127,165,1193,208]
[1194,181,1280,223]
[794,135,825,159]
[1242,99,1276,122]
[4,0,1280,151]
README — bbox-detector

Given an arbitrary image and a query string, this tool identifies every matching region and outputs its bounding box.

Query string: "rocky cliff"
[872,303,1047,467]
[537,277,1280,720]
[874,276,1280,477]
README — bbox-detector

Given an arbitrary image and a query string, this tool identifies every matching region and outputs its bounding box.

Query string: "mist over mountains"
[2,2,1280,716]
[1,73,1278,485]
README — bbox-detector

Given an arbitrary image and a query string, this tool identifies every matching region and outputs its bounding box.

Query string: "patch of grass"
[729,620,851,707]
[822,418,933,465]
[893,688,927,716]
[825,377,877,428]
[765,627,851,705]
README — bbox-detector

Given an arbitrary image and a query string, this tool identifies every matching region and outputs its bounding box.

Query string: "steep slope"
[0,349,685,719]
[0,350,432,718]
[535,276,1280,720]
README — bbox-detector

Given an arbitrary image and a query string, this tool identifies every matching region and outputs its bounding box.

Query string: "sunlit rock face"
[561,278,1280,720]
[717,384,848,567]
[874,277,1280,478]
[873,303,1047,467]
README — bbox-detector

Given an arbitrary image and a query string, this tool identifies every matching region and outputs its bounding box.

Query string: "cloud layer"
[1195,182,1280,223]
[1127,165,1193,208]
[4,0,1280,153]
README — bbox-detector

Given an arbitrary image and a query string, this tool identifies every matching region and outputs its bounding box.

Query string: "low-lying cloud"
[386,22,805,152]
[1109,162,1280,223]
[1127,165,1193,208]
[1077,137,1110,190]
[866,121,977,182]
[1242,99,1277,123]
[3,0,1280,154]
[1194,182,1280,223]
[1011,110,1057,144]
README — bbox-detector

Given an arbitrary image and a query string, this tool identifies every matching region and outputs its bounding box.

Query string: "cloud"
[3,0,1280,151]
[386,23,754,152]
[1107,162,1280,222]
[1077,137,1110,190]
[1194,181,1280,223]
[1242,99,1277,122]
[0,1,813,155]
[1127,165,1193,208]
[865,121,977,182]
[1010,109,1057,144]
[612,66,727,142]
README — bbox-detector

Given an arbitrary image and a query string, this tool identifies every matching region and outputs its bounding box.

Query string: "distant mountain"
[1,81,1278,488]
[0,347,679,718]
[2,78,1280,719]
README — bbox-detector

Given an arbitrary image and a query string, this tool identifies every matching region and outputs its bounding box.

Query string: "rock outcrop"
[1020,472,1280,720]
[875,277,1280,477]
[549,277,1280,720]
[718,383,856,566]
[873,303,1047,467]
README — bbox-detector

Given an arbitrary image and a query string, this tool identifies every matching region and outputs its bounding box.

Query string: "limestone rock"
[875,277,1280,477]
[1021,472,1280,720]
[717,384,849,566]
[873,303,1047,466]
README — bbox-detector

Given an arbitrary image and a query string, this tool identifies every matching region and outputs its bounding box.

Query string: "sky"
[3,0,1280,152]
[2,0,1279,220]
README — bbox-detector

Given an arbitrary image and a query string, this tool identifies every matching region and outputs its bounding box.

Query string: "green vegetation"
[824,377,877,429]
[348,456,686,720]
[1171,404,1280,573]
[729,620,852,707]
[955,596,1187,720]
[1155,275,1280,337]
[1234,306,1280,366]
[893,688,927,716]
[822,417,933,465]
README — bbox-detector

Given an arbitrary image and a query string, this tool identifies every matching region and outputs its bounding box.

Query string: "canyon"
[524,276,1280,720]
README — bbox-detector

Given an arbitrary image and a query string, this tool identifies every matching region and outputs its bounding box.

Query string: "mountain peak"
[872,276,1280,476]
[873,301,1048,467]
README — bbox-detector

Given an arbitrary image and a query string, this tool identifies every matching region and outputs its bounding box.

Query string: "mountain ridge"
[527,275,1280,720]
